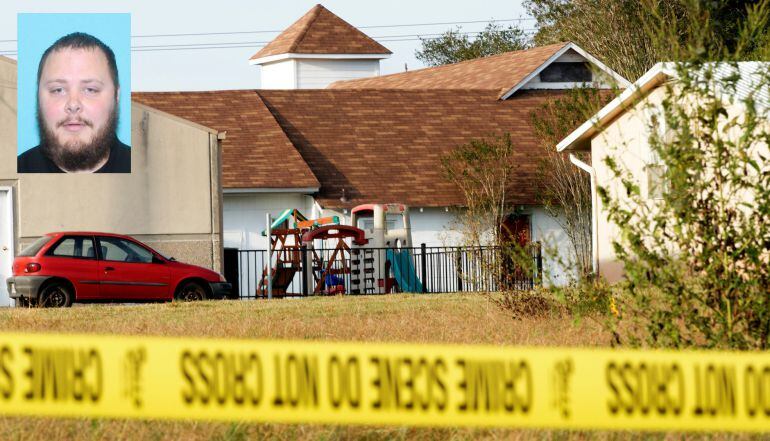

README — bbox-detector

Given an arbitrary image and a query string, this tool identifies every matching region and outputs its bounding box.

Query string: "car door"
[96,236,170,300]
[44,235,100,299]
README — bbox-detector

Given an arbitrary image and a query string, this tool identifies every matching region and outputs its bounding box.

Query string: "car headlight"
[217,273,227,283]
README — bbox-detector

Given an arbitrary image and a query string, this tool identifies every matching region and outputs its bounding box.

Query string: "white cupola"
[249,4,392,89]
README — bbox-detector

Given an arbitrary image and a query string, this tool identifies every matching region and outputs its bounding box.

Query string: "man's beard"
[37,105,119,172]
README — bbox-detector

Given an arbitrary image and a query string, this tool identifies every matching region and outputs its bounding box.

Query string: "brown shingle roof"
[329,42,569,98]
[249,4,391,61]
[132,90,320,190]
[257,89,565,208]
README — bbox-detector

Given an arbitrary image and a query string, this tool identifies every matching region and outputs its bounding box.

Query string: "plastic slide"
[386,249,424,293]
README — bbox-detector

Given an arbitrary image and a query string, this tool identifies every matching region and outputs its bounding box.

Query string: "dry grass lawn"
[0,294,758,440]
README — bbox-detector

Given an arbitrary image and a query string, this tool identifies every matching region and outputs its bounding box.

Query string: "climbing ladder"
[350,248,376,294]
[257,227,303,296]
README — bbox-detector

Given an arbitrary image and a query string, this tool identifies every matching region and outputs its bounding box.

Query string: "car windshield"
[18,236,53,257]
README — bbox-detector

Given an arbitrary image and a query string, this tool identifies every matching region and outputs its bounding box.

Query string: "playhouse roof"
[249,4,391,63]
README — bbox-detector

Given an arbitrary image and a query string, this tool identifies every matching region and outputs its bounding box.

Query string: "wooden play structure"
[258,209,368,296]
[257,209,341,296]
[258,204,421,297]
[301,225,368,294]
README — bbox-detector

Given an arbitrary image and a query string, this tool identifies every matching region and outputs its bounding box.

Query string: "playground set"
[257,204,423,297]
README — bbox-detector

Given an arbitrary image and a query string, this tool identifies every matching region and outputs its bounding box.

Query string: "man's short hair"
[36,32,119,95]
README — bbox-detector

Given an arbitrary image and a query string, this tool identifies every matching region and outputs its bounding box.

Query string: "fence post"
[456,250,463,292]
[420,243,428,293]
[266,213,272,300]
[301,244,309,296]
[536,242,543,287]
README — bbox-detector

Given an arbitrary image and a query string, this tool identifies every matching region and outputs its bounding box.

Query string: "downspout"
[214,131,226,273]
[569,154,599,275]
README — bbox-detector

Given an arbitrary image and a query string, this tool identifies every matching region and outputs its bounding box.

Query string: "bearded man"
[17,32,130,173]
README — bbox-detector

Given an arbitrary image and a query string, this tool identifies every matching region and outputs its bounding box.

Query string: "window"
[359,218,398,231]
[644,107,673,200]
[18,236,54,257]
[47,236,96,259]
[646,163,667,200]
[539,62,592,83]
[98,237,154,263]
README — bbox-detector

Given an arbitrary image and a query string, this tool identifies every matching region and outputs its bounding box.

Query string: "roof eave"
[250,52,391,65]
[556,63,670,152]
[223,187,320,194]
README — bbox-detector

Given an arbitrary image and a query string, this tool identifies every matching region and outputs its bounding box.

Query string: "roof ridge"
[133,89,259,94]
[255,90,322,185]
[332,42,569,86]
[288,4,324,54]
[250,4,390,61]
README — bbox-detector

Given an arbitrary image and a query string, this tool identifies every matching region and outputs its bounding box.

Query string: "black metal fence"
[224,244,542,299]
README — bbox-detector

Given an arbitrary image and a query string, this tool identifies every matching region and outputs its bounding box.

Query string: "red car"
[6,232,232,307]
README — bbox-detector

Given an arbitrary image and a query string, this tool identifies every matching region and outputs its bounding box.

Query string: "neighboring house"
[556,62,769,282]
[133,5,630,286]
[0,56,226,306]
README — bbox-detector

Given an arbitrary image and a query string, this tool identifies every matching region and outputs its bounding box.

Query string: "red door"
[96,236,170,300]
[43,235,100,299]
[501,215,531,246]
[500,215,532,289]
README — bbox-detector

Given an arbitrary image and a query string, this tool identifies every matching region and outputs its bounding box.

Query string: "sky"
[1,0,533,91]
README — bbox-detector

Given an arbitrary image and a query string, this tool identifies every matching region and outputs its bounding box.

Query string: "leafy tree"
[441,133,517,246]
[595,1,770,349]
[416,23,530,67]
[441,133,539,290]
[525,0,770,81]
[530,88,612,279]
[603,61,770,349]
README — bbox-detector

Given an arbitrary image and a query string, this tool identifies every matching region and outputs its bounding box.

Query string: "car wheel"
[40,282,73,308]
[175,281,207,302]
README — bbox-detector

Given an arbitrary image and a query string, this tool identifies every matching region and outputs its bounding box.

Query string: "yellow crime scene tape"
[0,332,768,432]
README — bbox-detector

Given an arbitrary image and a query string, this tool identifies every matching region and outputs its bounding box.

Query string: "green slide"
[386,249,424,293]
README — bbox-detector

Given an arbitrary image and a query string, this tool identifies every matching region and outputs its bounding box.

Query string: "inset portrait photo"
[17,13,131,173]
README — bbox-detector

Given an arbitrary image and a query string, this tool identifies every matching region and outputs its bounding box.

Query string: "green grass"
[0,293,610,346]
[0,294,758,440]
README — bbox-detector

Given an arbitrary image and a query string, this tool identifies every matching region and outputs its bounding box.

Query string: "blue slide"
[386,249,424,293]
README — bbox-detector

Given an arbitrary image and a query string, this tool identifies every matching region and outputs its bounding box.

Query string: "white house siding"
[590,87,666,283]
[412,207,575,285]
[223,192,314,250]
[318,205,574,286]
[410,208,463,247]
[296,59,380,89]
[529,207,576,286]
[259,60,297,89]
